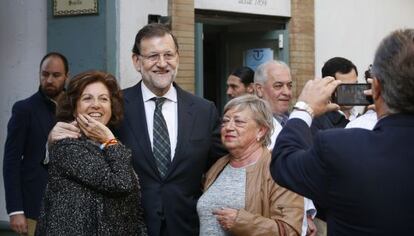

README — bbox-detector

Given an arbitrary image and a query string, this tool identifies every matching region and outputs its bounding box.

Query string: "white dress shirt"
[345,109,377,130]
[141,83,178,160]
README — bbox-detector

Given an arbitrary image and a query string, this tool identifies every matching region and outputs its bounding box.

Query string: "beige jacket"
[203,149,304,236]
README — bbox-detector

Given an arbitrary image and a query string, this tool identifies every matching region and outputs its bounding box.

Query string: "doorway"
[195,10,290,112]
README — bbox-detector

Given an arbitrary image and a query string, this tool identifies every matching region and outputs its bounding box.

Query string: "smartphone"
[332,84,373,106]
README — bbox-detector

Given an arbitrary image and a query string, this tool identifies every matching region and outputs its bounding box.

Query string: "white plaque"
[53,0,98,16]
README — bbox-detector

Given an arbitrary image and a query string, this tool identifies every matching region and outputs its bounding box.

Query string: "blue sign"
[244,48,274,71]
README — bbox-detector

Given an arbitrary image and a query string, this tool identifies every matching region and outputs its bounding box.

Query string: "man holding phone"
[311,57,360,135]
[309,57,366,235]
[271,29,414,235]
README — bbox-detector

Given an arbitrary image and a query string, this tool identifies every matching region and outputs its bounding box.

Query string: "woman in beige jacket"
[197,95,304,236]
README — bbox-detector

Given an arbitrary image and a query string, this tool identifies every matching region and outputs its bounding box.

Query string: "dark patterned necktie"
[152,97,171,178]
[276,114,289,127]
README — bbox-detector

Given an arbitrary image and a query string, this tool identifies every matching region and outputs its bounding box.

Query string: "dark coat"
[310,111,349,135]
[36,137,147,236]
[271,114,414,235]
[310,111,350,220]
[115,82,226,236]
[3,89,54,219]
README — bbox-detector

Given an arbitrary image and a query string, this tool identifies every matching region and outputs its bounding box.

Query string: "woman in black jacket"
[36,71,147,235]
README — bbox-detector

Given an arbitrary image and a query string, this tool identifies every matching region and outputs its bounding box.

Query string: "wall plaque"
[53,0,98,16]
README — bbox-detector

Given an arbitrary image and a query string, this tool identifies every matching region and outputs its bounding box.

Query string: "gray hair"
[371,29,414,114]
[223,94,274,147]
[254,60,291,84]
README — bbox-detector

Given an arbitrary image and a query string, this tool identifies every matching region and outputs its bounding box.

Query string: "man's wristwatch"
[293,101,314,118]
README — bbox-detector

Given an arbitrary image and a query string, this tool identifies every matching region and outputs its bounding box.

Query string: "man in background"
[254,60,293,142]
[254,60,317,236]
[311,57,359,134]
[3,52,68,235]
[226,66,255,99]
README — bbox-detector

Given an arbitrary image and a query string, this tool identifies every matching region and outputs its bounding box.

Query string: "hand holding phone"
[332,84,373,106]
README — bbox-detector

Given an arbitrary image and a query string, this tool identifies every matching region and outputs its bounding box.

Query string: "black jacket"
[36,137,147,235]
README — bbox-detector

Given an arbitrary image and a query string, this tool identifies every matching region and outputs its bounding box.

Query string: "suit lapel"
[123,82,159,174]
[32,92,55,139]
[166,85,194,175]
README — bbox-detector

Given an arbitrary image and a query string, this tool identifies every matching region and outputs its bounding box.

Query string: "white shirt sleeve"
[289,110,313,127]
[9,211,24,216]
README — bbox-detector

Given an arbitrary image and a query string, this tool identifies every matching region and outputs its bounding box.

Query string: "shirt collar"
[338,107,359,120]
[141,82,177,103]
[38,86,58,106]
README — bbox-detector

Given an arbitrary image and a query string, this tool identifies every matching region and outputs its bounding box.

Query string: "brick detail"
[289,0,315,99]
[169,0,195,93]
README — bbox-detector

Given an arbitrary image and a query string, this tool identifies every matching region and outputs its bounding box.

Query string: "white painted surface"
[195,0,291,17]
[118,0,168,89]
[315,0,414,80]
[0,0,47,222]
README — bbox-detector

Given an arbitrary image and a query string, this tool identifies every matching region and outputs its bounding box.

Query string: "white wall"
[315,0,414,80]
[195,0,290,17]
[0,0,47,221]
[118,0,168,89]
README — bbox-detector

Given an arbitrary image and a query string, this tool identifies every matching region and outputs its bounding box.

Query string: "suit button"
[157,210,165,220]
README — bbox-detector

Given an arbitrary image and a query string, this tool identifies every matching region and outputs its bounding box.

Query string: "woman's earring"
[256,136,261,141]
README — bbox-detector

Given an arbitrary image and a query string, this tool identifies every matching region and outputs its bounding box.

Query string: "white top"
[290,110,313,127]
[269,117,283,151]
[141,83,178,160]
[345,109,377,130]
[338,107,359,121]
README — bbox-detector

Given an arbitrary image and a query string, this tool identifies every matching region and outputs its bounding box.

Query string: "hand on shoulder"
[48,121,81,144]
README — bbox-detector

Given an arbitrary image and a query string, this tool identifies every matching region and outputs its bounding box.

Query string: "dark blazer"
[310,111,349,135]
[270,114,414,235]
[115,82,226,236]
[3,89,54,219]
[310,111,350,220]
[36,137,147,235]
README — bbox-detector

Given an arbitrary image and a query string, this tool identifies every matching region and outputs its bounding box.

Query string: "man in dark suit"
[121,23,226,236]
[48,24,225,236]
[3,52,68,235]
[270,29,414,235]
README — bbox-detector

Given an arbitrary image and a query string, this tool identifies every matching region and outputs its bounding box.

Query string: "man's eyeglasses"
[139,51,177,63]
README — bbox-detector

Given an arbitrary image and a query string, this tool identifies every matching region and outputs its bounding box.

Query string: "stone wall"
[289,0,315,99]
[169,0,195,93]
